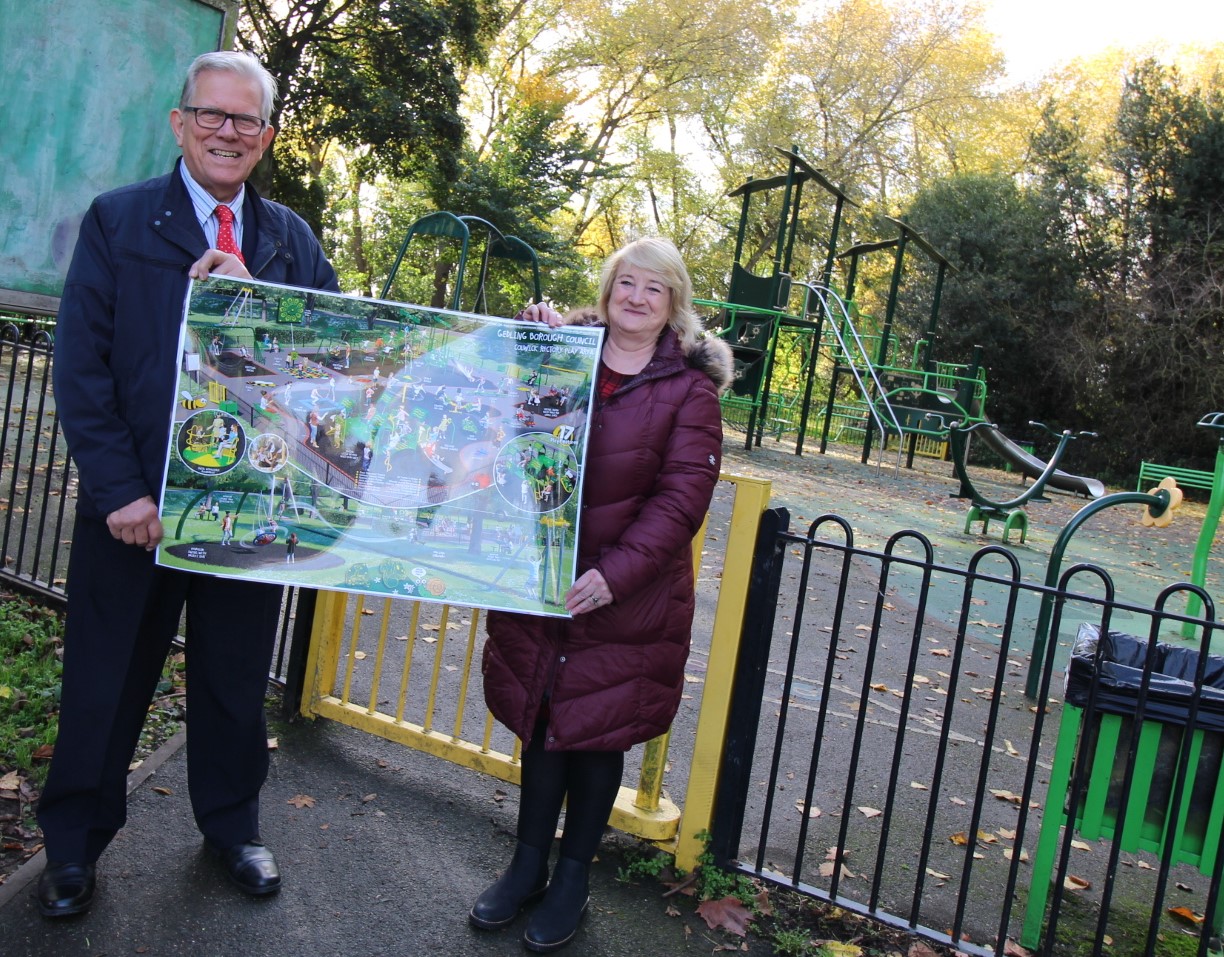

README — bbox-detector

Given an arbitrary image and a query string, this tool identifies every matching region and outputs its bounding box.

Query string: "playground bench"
[1135,461,1213,492]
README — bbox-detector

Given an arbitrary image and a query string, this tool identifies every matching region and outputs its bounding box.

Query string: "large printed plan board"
[155,276,602,617]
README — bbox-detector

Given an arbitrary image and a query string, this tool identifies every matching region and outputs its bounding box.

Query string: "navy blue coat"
[54,161,339,519]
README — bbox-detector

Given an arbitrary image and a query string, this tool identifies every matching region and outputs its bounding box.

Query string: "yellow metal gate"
[299,473,770,870]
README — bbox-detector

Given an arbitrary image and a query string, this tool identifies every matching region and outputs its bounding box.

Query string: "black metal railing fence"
[0,320,310,709]
[712,506,1224,957]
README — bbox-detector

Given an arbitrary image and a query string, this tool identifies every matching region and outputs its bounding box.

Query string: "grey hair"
[180,51,278,121]
[597,237,700,351]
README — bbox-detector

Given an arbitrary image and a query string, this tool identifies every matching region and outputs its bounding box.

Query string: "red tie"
[214,204,244,263]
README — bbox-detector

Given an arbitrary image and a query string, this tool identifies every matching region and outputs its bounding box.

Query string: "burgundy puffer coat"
[482,325,733,751]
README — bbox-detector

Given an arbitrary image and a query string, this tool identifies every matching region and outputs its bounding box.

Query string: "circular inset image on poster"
[248,432,290,473]
[495,433,578,513]
[176,410,246,476]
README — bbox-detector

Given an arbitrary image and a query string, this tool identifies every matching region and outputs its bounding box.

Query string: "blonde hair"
[596,237,700,351]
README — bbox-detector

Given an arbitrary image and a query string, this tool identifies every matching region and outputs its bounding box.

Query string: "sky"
[980,0,1224,81]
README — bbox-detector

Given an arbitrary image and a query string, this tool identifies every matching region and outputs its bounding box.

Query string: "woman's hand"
[565,569,611,616]
[514,302,565,328]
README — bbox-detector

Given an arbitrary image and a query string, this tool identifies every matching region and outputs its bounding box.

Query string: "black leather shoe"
[469,842,549,930]
[37,861,96,918]
[522,856,589,952]
[208,839,282,896]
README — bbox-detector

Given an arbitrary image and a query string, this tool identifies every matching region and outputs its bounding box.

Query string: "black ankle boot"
[522,856,589,953]
[469,842,550,930]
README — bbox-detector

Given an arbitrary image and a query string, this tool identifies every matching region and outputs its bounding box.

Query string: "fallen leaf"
[858,806,882,818]
[818,942,863,956]
[1168,905,1203,925]
[754,888,773,917]
[152,786,173,796]
[361,793,377,803]
[267,737,279,750]
[696,896,754,936]
[1063,874,1091,891]
[1070,839,1091,852]
[910,781,928,790]
[353,651,367,660]
[0,770,19,790]
[795,800,821,818]
[287,794,316,809]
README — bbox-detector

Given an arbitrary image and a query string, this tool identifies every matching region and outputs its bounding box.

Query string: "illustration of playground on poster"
[155,276,602,617]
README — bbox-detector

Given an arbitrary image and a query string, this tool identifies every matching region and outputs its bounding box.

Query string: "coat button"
[548,735,556,743]
[559,655,567,663]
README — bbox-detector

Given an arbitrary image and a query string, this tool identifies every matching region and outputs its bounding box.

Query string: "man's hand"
[189,250,252,280]
[106,496,164,551]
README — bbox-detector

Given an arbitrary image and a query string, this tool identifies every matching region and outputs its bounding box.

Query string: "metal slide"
[976,418,1105,498]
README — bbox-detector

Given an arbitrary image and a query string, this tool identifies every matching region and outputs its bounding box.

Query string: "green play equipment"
[941,419,1096,544]
[1025,485,1183,699]
[380,211,542,314]
[709,146,856,453]
[1180,412,1224,638]
[822,218,986,466]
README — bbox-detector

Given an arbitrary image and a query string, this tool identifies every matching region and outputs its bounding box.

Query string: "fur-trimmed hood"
[563,307,735,396]
[688,334,735,396]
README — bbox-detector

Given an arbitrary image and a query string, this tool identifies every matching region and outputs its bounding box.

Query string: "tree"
[237,0,502,228]
[904,173,1084,433]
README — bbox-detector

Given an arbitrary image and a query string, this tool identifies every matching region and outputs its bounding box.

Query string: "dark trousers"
[37,515,283,863]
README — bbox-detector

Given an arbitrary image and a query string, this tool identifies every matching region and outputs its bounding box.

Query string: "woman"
[473,237,733,952]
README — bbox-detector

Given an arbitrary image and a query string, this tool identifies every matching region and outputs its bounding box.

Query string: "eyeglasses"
[183,106,267,136]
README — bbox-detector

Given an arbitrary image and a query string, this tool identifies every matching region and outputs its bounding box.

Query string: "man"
[38,51,338,918]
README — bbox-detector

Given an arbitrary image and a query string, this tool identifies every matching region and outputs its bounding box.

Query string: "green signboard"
[0,0,235,311]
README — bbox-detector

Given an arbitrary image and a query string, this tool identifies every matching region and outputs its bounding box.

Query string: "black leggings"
[518,723,625,865]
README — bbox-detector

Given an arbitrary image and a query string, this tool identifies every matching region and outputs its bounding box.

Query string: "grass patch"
[0,595,65,786]
[0,591,190,884]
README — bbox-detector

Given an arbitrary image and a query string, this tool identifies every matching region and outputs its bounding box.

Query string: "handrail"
[797,281,903,473]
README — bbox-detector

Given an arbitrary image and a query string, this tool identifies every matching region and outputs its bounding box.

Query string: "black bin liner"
[1065,623,1224,731]
[1063,623,1224,841]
